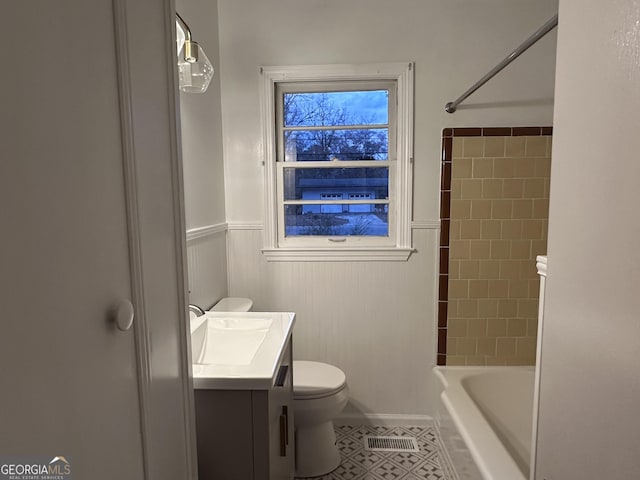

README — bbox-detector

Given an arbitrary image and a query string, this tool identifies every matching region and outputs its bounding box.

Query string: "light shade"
[177,43,214,93]
[175,15,214,94]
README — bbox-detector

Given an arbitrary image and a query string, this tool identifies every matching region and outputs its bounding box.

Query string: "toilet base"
[295,420,341,478]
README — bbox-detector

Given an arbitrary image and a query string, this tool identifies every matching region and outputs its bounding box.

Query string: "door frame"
[114,0,197,478]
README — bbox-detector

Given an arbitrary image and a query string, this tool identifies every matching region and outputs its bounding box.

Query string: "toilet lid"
[293,361,346,398]
[209,297,253,312]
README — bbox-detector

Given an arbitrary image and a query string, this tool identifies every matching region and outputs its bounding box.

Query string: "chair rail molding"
[186,223,228,242]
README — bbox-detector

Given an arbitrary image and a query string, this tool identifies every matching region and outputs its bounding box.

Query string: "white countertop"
[190,311,295,390]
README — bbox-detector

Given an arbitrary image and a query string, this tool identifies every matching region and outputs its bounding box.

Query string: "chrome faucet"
[188,304,206,317]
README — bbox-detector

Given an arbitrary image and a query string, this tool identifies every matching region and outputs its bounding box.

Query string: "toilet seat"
[294,361,346,399]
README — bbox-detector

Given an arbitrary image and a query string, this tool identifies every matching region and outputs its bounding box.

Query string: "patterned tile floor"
[295,424,456,480]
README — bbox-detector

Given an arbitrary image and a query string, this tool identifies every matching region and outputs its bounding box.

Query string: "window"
[260,64,414,261]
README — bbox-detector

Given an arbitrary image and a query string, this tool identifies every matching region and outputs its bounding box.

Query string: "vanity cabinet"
[194,337,294,480]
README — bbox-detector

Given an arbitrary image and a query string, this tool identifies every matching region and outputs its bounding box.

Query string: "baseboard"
[334,413,434,427]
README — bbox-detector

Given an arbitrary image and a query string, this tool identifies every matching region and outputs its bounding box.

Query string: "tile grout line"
[296,423,455,480]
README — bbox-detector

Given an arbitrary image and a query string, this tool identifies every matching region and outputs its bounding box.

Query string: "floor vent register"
[364,436,420,452]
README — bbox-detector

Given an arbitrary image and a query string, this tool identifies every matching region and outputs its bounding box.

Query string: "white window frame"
[259,63,414,261]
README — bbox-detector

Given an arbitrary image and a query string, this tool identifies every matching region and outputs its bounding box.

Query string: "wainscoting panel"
[186,226,228,310]
[227,226,439,416]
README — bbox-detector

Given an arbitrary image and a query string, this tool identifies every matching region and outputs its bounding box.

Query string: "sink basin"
[189,311,295,390]
[207,317,273,331]
[191,316,272,366]
[199,328,267,365]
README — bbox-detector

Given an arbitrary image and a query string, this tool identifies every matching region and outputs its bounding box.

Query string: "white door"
[0,2,196,480]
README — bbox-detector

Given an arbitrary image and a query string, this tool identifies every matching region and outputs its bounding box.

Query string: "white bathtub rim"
[440,391,523,480]
[435,366,533,480]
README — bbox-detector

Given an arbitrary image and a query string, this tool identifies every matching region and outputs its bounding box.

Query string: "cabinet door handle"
[282,405,289,445]
[279,414,287,456]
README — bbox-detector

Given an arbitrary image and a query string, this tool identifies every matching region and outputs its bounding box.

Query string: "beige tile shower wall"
[447,136,551,365]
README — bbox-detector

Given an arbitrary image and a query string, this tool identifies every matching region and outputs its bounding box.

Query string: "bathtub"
[433,366,535,480]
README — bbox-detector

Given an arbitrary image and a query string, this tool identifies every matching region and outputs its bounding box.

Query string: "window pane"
[284,128,388,161]
[284,90,388,127]
[283,167,389,201]
[284,205,389,237]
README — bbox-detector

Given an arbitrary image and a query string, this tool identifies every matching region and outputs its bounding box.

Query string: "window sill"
[261,247,415,262]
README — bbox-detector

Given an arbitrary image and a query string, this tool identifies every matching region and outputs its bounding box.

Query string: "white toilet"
[293,360,348,477]
[208,296,253,312]
[208,297,349,477]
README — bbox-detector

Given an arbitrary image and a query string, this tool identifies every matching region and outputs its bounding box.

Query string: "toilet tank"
[209,297,253,312]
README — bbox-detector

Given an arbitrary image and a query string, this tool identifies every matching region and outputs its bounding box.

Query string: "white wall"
[178,0,228,309]
[178,0,226,229]
[186,229,228,310]
[535,0,640,477]
[228,227,438,416]
[218,0,558,415]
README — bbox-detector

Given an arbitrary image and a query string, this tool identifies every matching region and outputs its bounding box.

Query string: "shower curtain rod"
[445,14,558,114]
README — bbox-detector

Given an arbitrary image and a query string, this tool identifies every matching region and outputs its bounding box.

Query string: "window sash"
[275,82,396,247]
[283,124,389,132]
[276,161,396,247]
[281,85,390,128]
[276,81,397,164]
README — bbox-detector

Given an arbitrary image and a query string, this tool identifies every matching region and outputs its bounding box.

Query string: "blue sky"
[285,90,389,126]
[324,90,389,124]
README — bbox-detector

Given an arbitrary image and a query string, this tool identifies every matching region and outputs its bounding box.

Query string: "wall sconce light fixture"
[176,13,214,94]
